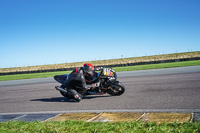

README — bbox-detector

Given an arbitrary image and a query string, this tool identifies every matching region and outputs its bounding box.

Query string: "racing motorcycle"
[54,67,125,102]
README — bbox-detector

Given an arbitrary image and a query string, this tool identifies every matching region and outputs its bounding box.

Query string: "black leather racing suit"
[65,67,97,96]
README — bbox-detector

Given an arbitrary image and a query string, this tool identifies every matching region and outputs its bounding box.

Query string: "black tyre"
[107,82,125,96]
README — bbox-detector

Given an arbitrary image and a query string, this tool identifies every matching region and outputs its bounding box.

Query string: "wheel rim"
[109,85,121,94]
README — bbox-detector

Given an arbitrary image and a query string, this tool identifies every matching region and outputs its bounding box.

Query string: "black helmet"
[83,63,94,76]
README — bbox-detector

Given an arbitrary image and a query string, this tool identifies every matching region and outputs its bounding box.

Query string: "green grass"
[0,71,71,81]
[113,60,200,72]
[0,60,200,81]
[0,120,200,133]
[1,51,200,74]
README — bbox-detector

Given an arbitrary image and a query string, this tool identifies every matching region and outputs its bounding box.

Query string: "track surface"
[0,66,200,114]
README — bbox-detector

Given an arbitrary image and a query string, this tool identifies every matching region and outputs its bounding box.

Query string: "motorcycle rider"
[65,63,101,100]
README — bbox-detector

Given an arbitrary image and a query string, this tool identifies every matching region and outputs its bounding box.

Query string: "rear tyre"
[107,82,125,96]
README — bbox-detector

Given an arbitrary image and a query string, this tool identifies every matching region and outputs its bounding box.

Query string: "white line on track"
[1,109,200,115]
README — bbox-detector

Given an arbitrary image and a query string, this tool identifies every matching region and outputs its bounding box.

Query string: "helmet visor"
[87,69,94,75]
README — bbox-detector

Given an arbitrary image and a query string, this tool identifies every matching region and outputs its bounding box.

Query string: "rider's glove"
[92,83,96,88]
[88,84,96,91]
[91,82,100,88]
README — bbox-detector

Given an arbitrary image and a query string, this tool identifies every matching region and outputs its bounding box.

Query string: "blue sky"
[0,0,200,68]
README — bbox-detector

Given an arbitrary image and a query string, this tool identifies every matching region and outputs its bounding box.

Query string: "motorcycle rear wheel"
[107,82,125,96]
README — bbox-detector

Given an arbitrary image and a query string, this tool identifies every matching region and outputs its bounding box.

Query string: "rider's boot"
[68,89,82,102]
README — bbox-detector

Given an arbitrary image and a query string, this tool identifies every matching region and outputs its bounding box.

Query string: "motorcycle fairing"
[54,74,68,85]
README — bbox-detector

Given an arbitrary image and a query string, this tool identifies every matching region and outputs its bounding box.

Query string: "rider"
[65,63,101,99]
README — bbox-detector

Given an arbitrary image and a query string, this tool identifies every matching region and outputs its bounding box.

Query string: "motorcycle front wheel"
[107,82,125,96]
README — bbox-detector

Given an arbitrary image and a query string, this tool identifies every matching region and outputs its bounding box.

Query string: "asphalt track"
[0,66,200,122]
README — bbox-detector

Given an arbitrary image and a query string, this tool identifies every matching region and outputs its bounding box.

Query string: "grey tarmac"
[0,65,200,122]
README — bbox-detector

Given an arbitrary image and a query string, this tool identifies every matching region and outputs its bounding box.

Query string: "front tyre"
[107,81,125,96]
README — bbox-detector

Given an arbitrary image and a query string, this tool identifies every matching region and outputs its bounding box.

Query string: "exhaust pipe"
[55,86,68,93]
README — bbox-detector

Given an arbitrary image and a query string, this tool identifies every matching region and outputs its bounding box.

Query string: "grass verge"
[113,60,200,72]
[0,60,200,81]
[0,120,200,133]
[1,51,200,74]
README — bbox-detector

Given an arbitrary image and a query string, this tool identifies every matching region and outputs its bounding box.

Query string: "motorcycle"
[54,67,125,102]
